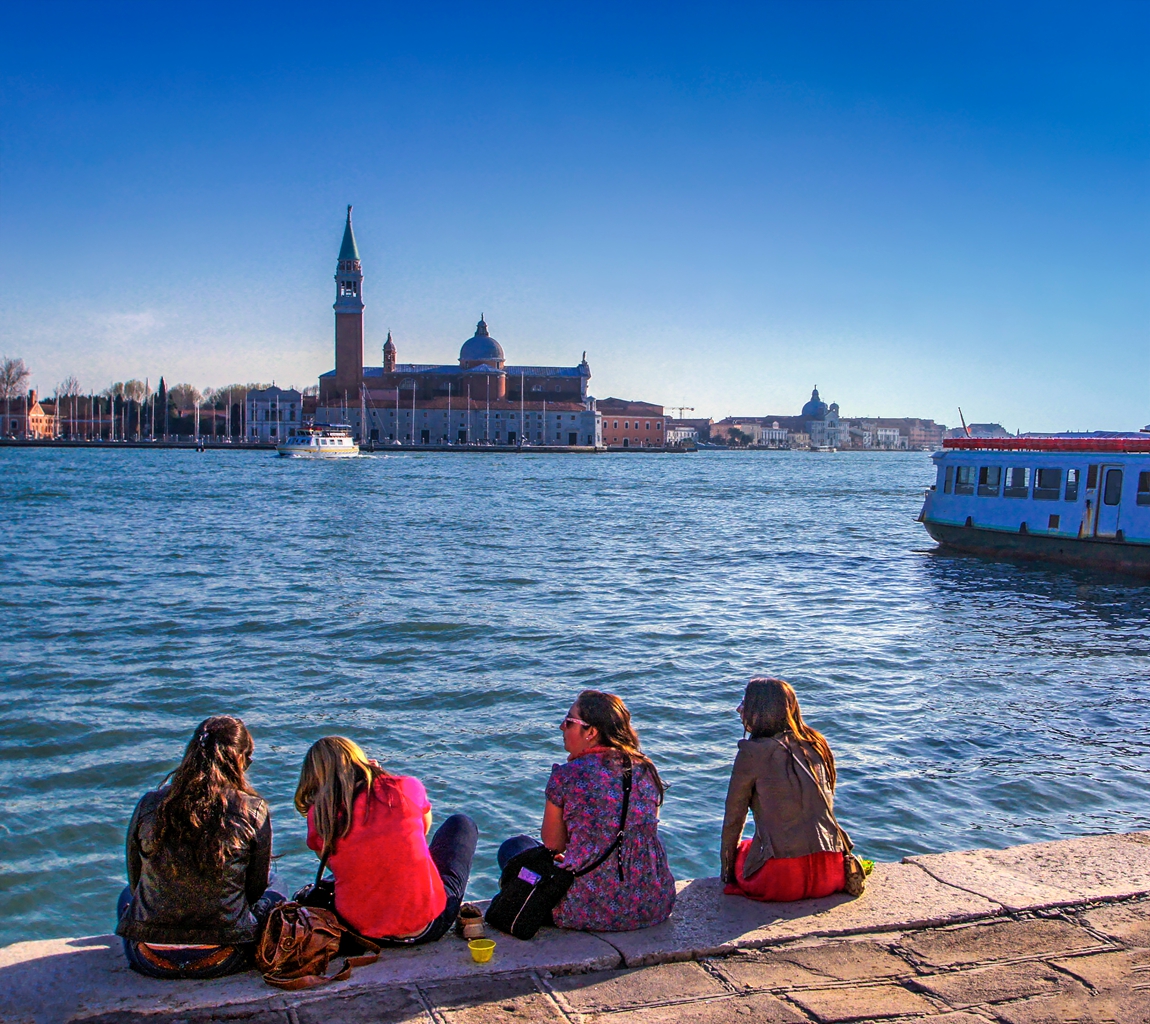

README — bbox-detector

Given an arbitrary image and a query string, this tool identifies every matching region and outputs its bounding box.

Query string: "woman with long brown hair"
[294,737,477,944]
[116,716,284,978]
[497,689,675,931]
[721,677,849,902]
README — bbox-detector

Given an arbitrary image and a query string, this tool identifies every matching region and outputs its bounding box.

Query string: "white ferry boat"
[919,434,1150,577]
[276,424,359,458]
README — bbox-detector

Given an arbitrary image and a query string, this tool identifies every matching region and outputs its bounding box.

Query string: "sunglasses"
[560,715,590,730]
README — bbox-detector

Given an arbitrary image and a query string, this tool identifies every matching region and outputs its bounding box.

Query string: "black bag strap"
[314,850,330,888]
[571,755,633,879]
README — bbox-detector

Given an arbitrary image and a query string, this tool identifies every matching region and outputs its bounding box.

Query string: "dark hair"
[740,677,836,787]
[574,689,666,803]
[153,715,258,874]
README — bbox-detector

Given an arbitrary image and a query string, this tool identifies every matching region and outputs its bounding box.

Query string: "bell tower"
[333,205,364,399]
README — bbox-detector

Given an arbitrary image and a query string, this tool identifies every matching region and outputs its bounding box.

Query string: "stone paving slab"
[594,862,1003,967]
[906,831,1150,911]
[785,981,938,1021]
[898,916,1113,968]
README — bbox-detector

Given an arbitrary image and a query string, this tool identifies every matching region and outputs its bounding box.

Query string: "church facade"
[317,208,601,446]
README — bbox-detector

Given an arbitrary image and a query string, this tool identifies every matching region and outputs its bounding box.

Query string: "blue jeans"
[498,834,543,871]
[117,886,286,979]
[372,813,479,946]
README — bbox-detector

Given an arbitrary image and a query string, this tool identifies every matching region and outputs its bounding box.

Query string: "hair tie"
[198,729,209,748]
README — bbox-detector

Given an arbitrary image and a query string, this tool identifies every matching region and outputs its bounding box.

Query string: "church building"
[317,208,601,446]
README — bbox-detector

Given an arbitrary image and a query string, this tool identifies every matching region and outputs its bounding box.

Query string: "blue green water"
[2,448,1149,946]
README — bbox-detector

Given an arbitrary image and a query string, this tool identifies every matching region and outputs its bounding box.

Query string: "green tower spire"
[338,205,360,262]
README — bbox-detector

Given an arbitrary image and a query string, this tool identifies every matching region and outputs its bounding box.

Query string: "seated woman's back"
[303,765,445,939]
[543,690,676,932]
[118,716,272,946]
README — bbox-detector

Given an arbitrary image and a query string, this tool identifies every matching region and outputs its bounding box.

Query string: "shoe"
[456,903,485,940]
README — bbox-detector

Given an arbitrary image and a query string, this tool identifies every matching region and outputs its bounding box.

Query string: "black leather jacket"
[116,786,272,945]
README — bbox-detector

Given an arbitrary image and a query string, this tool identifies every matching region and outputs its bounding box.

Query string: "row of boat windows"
[944,466,1150,506]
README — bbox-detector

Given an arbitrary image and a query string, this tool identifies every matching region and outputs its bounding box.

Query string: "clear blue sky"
[1,1,1146,429]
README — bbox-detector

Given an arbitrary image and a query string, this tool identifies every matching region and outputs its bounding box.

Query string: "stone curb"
[1,831,1148,1024]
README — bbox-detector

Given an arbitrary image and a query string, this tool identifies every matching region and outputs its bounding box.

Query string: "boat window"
[954,466,975,495]
[1139,471,1150,507]
[1065,469,1080,501]
[1103,468,1123,506]
[1034,468,1061,500]
[943,466,954,493]
[1087,465,1098,489]
[977,466,1001,496]
[1004,467,1031,498]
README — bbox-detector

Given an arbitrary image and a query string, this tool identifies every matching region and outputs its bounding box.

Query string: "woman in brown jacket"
[721,678,849,901]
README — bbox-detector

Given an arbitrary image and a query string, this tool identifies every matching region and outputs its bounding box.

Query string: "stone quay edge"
[1,831,1148,1024]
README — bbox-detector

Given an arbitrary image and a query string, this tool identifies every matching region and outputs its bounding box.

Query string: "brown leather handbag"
[256,858,380,990]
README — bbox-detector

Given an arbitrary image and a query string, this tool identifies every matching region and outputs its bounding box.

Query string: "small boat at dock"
[920,433,1150,577]
[276,424,359,458]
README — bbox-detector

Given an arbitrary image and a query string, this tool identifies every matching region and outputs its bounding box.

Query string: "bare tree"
[1,357,30,437]
[123,379,147,403]
[58,375,82,397]
[0,357,30,400]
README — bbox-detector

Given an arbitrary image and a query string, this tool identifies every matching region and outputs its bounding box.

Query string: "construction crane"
[670,406,695,420]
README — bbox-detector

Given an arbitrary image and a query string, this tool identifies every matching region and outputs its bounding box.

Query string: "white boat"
[276,424,359,458]
[920,433,1150,577]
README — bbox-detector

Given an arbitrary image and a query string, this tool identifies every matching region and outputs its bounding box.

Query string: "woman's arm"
[541,800,568,854]
[246,808,273,906]
[720,748,756,883]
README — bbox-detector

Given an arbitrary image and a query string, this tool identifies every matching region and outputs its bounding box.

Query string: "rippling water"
[2,448,1149,946]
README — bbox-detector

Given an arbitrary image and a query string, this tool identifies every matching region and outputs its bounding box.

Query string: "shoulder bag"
[485,755,632,940]
[257,854,380,990]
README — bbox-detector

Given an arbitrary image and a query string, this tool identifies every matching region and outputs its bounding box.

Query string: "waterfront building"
[4,390,55,438]
[316,207,600,445]
[946,422,1011,440]
[666,423,698,444]
[597,399,666,448]
[246,386,304,443]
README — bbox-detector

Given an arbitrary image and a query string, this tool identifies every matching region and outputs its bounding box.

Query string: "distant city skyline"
[1,2,1145,431]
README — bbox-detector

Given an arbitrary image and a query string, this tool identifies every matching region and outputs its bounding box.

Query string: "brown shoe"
[456,903,485,940]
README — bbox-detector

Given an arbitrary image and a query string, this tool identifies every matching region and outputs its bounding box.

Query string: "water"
[2,448,1149,947]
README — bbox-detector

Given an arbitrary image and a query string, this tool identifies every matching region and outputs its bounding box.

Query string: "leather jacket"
[116,786,272,945]
[720,733,845,883]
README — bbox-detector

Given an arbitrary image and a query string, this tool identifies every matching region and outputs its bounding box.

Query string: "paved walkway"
[3,833,1150,1023]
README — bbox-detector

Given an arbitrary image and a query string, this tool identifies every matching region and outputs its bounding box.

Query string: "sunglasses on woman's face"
[560,716,590,731]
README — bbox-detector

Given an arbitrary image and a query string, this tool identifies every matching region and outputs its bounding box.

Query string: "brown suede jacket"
[720,733,845,883]
[116,786,272,945]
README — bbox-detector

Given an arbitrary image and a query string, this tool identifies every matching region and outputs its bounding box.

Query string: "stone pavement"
[3,833,1150,1024]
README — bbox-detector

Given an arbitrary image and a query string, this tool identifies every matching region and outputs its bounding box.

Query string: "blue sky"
[1,1,1146,429]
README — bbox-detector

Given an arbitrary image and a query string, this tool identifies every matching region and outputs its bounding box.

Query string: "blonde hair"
[740,677,836,788]
[294,736,390,856]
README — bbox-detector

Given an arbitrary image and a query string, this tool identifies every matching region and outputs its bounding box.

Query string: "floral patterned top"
[545,748,676,931]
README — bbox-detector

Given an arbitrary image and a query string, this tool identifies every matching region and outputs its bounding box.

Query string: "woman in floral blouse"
[498,690,676,931]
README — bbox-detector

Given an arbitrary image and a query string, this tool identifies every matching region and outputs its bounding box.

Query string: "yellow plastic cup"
[468,938,496,963]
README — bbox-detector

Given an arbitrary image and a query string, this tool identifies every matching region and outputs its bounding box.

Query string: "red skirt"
[723,840,846,902]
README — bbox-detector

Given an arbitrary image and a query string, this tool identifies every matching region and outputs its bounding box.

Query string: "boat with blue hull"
[919,433,1150,578]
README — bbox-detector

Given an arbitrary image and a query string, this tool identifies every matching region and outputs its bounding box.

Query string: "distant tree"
[0,357,30,400]
[123,379,147,403]
[301,384,319,397]
[58,375,82,397]
[168,383,202,412]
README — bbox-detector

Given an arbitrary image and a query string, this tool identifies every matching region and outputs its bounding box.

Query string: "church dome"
[801,387,828,421]
[459,316,505,365]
